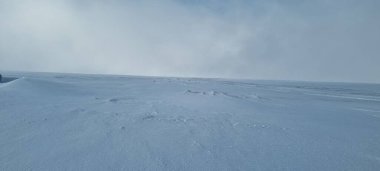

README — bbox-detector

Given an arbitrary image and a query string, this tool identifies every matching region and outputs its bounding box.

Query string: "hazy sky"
[1,0,379,83]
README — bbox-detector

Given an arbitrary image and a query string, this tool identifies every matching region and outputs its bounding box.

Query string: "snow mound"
[0,76,18,83]
[0,77,90,97]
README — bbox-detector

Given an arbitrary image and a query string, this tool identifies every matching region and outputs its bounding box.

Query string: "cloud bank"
[1,0,379,83]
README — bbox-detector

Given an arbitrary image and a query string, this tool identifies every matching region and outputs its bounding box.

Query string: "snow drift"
[0,76,18,83]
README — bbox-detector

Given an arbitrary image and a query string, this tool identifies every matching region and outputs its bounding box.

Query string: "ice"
[1,72,380,170]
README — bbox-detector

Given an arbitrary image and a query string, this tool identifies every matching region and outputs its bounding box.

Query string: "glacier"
[1,72,380,170]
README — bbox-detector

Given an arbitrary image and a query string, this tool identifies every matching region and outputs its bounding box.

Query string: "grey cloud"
[0,0,379,83]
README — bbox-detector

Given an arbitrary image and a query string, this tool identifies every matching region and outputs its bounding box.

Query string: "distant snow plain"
[1,72,379,170]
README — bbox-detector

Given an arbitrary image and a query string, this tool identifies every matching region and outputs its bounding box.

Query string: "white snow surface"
[1,72,380,170]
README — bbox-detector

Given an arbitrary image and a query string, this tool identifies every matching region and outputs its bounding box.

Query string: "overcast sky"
[1,0,379,83]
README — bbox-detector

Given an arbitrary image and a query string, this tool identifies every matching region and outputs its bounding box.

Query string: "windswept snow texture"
[1,73,380,171]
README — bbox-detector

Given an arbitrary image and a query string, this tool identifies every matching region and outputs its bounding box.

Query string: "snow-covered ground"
[1,72,380,170]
